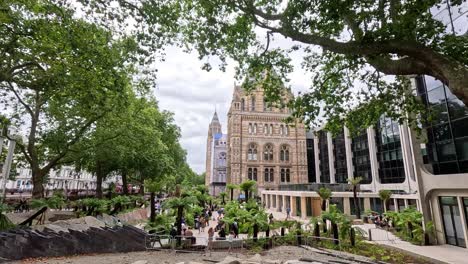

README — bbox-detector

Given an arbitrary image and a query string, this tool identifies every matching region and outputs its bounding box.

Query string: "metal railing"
[144,234,342,257]
[278,183,355,192]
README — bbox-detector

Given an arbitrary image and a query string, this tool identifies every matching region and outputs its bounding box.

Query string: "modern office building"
[262,118,420,219]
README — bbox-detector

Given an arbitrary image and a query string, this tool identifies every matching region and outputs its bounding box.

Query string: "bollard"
[368,229,372,241]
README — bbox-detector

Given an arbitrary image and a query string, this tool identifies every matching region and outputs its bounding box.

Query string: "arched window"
[248,168,257,181]
[248,123,252,134]
[219,152,226,166]
[251,96,256,111]
[253,123,257,134]
[269,124,274,135]
[264,124,268,135]
[264,144,274,161]
[247,143,258,161]
[241,98,245,111]
[280,168,291,183]
[285,125,289,135]
[280,125,284,135]
[264,168,274,182]
[280,145,290,162]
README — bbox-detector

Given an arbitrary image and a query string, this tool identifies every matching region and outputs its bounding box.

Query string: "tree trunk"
[176,206,183,245]
[96,161,104,199]
[253,223,258,242]
[383,200,387,213]
[350,228,356,246]
[321,199,326,211]
[230,189,233,201]
[122,170,128,195]
[150,192,156,222]
[353,186,361,219]
[314,223,320,238]
[332,222,339,245]
[31,168,45,198]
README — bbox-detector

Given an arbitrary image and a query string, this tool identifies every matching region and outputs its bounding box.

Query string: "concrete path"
[356,224,467,264]
[266,209,468,264]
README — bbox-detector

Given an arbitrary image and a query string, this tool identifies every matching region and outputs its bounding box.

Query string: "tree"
[317,187,332,211]
[379,189,392,213]
[78,0,468,135]
[226,183,238,201]
[163,185,197,238]
[239,180,256,201]
[349,177,363,219]
[219,192,227,205]
[0,1,138,198]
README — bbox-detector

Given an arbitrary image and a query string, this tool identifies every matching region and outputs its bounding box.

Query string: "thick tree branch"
[6,82,34,117]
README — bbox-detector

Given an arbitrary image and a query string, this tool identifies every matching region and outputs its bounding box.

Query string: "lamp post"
[1,131,16,203]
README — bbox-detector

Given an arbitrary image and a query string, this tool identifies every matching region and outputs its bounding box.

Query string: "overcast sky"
[154,42,311,174]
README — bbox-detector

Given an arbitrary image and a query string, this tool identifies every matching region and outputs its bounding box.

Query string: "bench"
[210,239,243,250]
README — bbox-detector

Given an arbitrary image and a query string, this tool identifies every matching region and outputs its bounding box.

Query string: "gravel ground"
[12,246,377,264]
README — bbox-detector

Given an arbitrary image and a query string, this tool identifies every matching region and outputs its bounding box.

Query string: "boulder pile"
[0,217,146,262]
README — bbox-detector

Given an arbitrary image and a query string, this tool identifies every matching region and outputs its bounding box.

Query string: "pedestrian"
[218,227,226,240]
[286,207,291,219]
[208,227,215,250]
[232,220,239,238]
[269,213,274,224]
[200,216,206,233]
[228,231,235,253]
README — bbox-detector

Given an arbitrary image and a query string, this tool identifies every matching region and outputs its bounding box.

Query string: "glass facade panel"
[376,117,406,183]
[416,75,468,174]
[330,197,344,213]
[318,131,330,183]
[333,131,348,183]
[370,198,383,214]
[306,138,316,182]
[352,130,372,184]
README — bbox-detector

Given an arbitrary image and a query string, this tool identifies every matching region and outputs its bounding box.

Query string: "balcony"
[277,183,362,192]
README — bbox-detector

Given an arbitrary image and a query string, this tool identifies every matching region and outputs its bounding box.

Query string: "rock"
[83,216,105,228]
[218,256,241,264]
[131,261,148,264]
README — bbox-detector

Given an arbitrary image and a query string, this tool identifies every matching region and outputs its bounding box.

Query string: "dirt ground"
[12,246,374,264]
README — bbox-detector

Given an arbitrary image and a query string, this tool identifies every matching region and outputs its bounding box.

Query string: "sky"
[153,43,312,174]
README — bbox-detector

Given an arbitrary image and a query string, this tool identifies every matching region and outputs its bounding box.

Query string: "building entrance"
[440,196,466,247]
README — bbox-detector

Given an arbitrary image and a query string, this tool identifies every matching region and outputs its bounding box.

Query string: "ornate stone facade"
[205,112,227,195]
[226,84,308,196]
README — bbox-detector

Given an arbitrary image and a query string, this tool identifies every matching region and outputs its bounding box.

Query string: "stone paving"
[267,209,468,264]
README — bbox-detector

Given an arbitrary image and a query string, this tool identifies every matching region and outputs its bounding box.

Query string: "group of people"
[370,212,389,228]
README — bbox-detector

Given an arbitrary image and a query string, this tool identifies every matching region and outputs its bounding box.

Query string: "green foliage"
[72,0,468,136]
[317,187,332,200]
[30,193,65,209]
[385,207,430,245]
[223,200,269,237]
[1,0,140,198]
[0,204,14,231]
[239,180,256,200]
[378,189,392,212]
[145,213,175,234]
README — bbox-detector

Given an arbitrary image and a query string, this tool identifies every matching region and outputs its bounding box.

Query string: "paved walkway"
[266,209,468,264]
[357,224,468,264]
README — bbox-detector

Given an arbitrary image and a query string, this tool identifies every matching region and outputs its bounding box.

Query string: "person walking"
[200,216,206,233]
[269,213,274,224]
[286,207,291,219]
[207,227,215,250]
